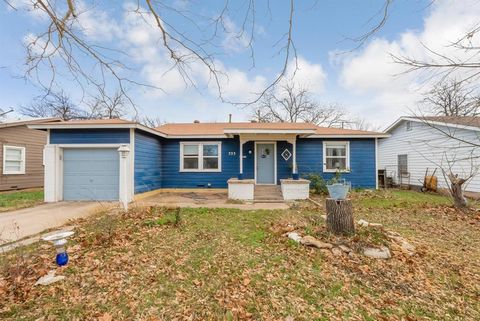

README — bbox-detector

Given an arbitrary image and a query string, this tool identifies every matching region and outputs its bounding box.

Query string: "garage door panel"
[63,148,119,201]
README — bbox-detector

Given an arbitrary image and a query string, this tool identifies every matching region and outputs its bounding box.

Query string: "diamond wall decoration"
[281,149,292,161]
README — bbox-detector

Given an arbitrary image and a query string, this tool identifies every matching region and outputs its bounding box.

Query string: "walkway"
[0,202,101,245]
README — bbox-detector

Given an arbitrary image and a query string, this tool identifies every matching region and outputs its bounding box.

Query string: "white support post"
[292,139,297,174]
[43,145,59,202]
[118,145,131,210]
[239,138,245,178]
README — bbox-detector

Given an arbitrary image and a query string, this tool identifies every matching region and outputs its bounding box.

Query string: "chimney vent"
[193,120,200,123]
[228,114,232,123]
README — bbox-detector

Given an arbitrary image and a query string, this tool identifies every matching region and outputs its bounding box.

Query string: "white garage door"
[63,148,119,201]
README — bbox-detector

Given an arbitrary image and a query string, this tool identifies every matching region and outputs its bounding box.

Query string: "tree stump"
[326,198,355,235]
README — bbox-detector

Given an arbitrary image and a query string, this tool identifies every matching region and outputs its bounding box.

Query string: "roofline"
[27,122,389,139]
[384,116,480,133]
[308,134,390,138]
[0,117,62,128]
[27,123,168,138]
[223,129,317,134]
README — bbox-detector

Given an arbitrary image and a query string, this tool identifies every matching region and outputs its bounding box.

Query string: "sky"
[1,0,479,129]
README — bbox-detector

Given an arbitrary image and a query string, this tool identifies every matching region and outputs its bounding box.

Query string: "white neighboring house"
[378,116,480,194]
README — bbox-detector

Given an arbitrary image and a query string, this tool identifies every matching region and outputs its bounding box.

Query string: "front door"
[256,143,275,184]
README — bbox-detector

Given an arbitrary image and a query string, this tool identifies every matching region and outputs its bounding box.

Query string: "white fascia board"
[28,123,168,138]
[224,129,316,134]
[28,123,136,130]
[307,134,390,138]
[167,135,227,139]
[384,117,480,133]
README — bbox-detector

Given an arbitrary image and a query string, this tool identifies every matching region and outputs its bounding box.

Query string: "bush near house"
[0,190,479,320]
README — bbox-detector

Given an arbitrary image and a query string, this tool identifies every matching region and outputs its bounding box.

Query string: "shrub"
[306,173,328,194]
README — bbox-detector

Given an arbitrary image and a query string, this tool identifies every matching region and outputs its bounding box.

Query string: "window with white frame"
[3,145,26,175]
[323,141,350,172]
[180,142,221,172]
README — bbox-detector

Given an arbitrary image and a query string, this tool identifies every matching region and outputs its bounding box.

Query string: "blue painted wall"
[297,138,376,188]
[242,141,254,179]
[161,138,239,188]
[277,141,293,183]
[50,129,130,144]
[51,129,376,191]
[134,130,162,193]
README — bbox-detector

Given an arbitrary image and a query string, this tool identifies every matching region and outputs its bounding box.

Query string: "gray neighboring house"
[378,116,480,194]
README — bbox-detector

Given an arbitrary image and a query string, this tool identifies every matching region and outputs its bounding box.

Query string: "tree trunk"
[326,198,355,235]
[448,173,468,209]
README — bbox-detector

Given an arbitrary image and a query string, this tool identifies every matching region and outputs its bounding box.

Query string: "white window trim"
[3,145,26,175]
[179,142,222,172]
[323,141,350,173]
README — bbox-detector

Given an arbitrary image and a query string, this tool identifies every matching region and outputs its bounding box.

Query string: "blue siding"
[242,141,254,179]
[50,129,130,144]
[161,138,239,188]
[51,128,376,191]
[134,130,162,193]
[297,138,376,188]
[277,141,293,183]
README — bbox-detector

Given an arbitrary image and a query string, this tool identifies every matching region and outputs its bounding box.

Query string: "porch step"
[254,185,284,202]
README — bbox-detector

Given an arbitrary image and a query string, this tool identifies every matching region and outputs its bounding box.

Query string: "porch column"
[239,138,246,179]
[292,139,297,174]
[287,136,299,180]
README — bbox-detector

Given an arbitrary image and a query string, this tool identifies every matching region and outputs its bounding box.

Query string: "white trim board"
[322,141,350,173]
[28,123,389,139]
[384,116,480,133]
[3,145,26,175]
[179,141,222,172]
[254,141,277,185]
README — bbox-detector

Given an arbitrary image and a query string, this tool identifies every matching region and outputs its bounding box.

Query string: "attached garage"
[63,148,120,201]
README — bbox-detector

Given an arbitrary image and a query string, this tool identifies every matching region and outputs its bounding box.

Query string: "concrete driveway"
[0,202,101,245]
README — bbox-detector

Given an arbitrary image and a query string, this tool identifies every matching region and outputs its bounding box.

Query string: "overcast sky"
[1,0,479,128]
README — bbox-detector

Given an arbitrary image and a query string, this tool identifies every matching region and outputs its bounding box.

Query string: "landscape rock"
[332,247,344,256]
[388,234,416,256]
[300,236,333,249]
[286,232,302,243]
[358,219,369,227]
[363,246,391,259]
[369,223,383,227]
[358,219,382,227]
[35,270,65,286]
[338,245,352,253]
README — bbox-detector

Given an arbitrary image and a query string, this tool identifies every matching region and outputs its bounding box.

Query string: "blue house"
[29,119,387,206]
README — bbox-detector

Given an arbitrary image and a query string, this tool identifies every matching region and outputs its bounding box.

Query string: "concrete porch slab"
[133,189,289,210]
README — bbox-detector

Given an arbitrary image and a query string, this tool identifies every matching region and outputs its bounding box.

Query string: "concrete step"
[254,185,283,202]
[253,199,285,203]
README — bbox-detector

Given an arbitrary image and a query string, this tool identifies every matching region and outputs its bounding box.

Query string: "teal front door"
[256,143,275,184]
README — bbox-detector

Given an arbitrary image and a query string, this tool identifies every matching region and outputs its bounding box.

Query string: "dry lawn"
[1,190,479,320]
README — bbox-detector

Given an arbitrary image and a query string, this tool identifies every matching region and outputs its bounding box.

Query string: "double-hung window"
[180,142,221,172]
[323,141,350,172]
[3,145,26,175]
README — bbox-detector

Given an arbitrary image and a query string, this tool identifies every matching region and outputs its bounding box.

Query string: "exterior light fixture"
[118,145,130,158]
[42,231,75,266]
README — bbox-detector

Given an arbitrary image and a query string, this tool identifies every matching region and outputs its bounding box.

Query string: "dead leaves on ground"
[0,203,479,320]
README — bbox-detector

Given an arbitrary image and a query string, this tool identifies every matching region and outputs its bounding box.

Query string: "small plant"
[329,169,348,184]
[144,208,182,227]
[174,208,182,227]
[326,169,351,200]
[84,213,118,246]
[306,173,328,194]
